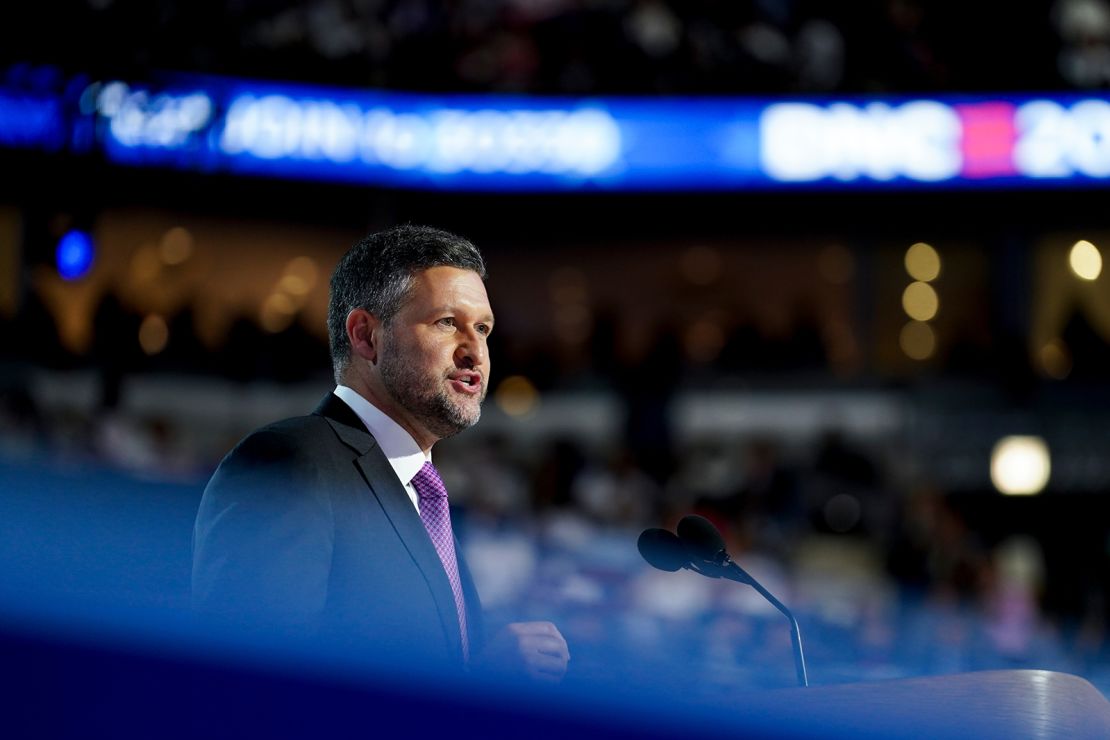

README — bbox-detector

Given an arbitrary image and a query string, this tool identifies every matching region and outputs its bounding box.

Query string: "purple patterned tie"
[411,461,469,660]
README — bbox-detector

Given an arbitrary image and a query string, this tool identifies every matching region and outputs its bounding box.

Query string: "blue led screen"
[2,69,1110,192]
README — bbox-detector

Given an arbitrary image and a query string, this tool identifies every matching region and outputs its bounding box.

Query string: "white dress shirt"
[333,385,429,512]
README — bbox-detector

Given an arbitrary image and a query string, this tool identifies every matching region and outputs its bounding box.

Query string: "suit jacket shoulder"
[192,393,483,667]
[192,413,337,629]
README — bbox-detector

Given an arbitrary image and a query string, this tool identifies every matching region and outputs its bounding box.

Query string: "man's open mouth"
[449,373,482,392]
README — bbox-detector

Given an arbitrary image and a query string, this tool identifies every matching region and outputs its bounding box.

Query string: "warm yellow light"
[905,242,941,282]
[902,281,939,321]
[260,292,297,333]
[138,314,169,355]
[991,436,1050,496]
[159,227,194,266]
[494,375,540,417]
[899,320,935,360]
[279,274,309,295]
[281,256,318,295]
[1068,240,1102,281]
[1038,339,1072,380]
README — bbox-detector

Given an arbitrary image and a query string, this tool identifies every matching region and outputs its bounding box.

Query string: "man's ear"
[346,308,381,364]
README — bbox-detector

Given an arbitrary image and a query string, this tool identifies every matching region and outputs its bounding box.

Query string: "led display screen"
[3,69,1110,191]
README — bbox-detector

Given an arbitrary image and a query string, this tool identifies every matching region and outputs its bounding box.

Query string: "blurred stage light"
[138,314,169,355]
[1068,240,1102,281]
[904,242,940,282]
[899,320,935,360]
[901,281,939,321]
[494,375,539,417]
[158,226,194,266]
[991,435,1050,496]
[279,256,319,296]
[260,292,297,333]
[1038,338,1072,380]
[55,229,95,280]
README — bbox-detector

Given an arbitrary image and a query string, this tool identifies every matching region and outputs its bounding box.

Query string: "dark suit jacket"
[192,393,484,667]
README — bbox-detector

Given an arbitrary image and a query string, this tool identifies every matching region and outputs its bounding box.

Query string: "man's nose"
[455,327,486,367]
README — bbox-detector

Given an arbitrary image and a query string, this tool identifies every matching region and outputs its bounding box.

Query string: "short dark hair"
[327,224,487,381]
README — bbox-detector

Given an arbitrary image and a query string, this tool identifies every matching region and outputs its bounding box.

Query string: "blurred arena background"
[1,0,1109,716]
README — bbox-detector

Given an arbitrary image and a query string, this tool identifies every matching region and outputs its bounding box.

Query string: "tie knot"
[411,461,448,500]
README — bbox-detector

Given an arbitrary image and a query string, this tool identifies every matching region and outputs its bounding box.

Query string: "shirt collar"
[333,385,430,486]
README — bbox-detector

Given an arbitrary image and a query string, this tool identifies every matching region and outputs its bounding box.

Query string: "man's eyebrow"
[428,305,495,322]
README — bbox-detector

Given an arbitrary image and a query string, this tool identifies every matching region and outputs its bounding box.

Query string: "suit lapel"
[314,393,465,661]
[354,442,464,659]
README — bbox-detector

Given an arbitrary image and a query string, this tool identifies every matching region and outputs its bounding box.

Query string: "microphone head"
[677,515,727,562]
[637,528,690,572]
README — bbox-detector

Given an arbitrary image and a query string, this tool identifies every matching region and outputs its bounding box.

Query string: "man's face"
[377,266,493,444]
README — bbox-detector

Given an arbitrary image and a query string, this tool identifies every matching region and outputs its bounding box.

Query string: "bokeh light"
[1038,338,1072,380]
[991,435,1051,496]
[279,256,319,296]
[158,226,194,266]
[1068,239,1102,281]
[899,320,936,360]
[904,242,940,282]
[260,292,297,333]
[494,375,540,417]
[138,314,169,355]
[901,281,939,321]
[55,229,95,280]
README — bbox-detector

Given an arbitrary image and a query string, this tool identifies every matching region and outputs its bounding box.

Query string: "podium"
[732,670,1110,739]
[4,615,1109,739]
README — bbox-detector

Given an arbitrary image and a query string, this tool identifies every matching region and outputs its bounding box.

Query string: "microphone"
[676,514,725,560]
[636,528,691,572]
[676,515,753,583]
[639,515,809,687]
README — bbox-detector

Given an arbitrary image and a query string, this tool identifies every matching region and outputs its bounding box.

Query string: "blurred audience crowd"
[1,365,1106,695]
[440,429,1107,692]
[1,262,1109,692]
[7,1,1106,94]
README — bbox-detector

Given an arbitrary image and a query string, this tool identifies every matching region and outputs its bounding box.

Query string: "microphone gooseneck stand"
[645,516,809,688]
[690,551,809,688]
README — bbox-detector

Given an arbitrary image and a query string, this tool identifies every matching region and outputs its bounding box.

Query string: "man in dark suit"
[193,225,569,680]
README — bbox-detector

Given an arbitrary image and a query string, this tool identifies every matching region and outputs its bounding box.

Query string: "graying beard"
[423,389,481,439]
[380,352,481,440]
